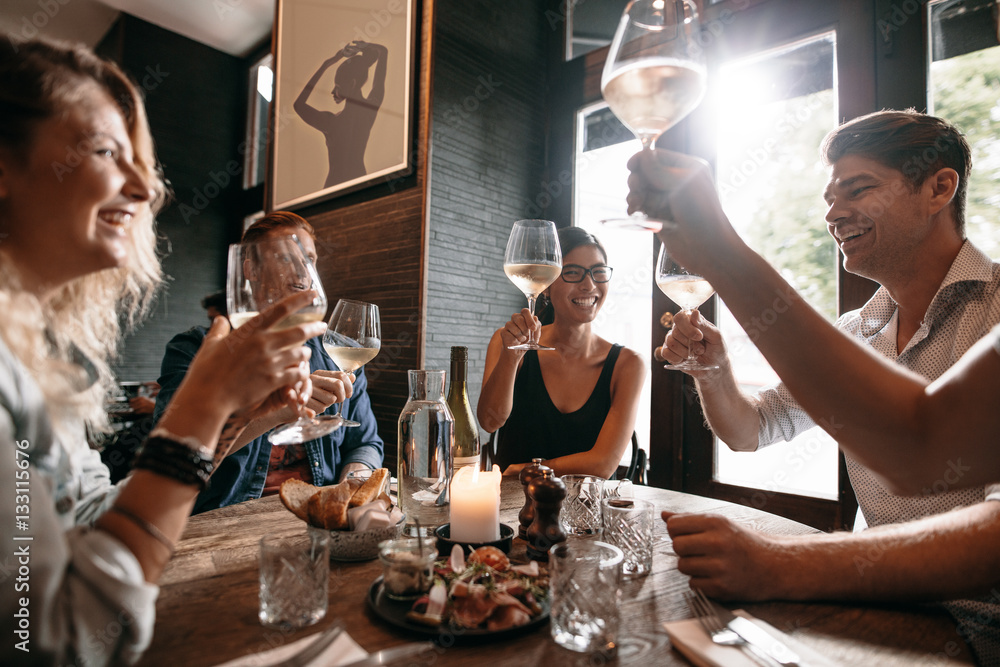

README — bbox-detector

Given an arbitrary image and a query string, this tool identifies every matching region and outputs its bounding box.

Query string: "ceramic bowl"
[308,513,406,562]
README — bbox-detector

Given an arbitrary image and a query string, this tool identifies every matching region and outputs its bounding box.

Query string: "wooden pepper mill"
[526,469,566,561]
[518,458,552,540]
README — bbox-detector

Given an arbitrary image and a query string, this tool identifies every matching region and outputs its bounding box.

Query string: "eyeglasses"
[560,264,613,283]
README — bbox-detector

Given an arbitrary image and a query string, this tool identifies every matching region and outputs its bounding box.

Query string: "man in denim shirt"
[154,212,383,513]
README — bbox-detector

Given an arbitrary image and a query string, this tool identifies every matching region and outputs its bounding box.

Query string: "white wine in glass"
[503,220,562,351]
[322,299,381,428]
[601,0,707,232]
[656,243,718,372]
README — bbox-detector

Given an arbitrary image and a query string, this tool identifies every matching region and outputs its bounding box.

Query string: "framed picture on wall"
[269,0,417,211]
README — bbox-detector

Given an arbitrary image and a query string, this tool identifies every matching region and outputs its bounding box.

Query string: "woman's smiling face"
[0,84,153,293]
[547,244,610,325]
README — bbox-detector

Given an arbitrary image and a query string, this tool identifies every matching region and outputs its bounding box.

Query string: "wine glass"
[503,219,562,351]
[601,0,707,232]
[322,299,381,428]
[656,243,719,372]
[225,234,338,446]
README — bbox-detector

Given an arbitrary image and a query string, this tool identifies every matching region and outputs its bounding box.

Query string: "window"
[244,53,273,190]
[712,33,840,500]
[574,103,653,461]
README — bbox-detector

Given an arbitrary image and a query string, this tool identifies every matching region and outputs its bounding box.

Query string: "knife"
[337,641,436,667]
[710,601,803,667]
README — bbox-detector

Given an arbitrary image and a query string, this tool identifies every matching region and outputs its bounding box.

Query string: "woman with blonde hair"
[0,39,323,665]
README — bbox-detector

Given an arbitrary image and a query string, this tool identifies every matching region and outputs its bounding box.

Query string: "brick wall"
[425,0,552,432]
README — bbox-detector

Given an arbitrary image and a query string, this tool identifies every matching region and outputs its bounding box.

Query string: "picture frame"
[269,0,417,211]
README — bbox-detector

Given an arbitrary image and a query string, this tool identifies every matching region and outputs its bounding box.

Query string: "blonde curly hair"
[0,39,166,436]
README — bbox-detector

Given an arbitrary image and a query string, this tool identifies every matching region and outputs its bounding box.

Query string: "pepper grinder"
[526,469,566,561]
[518,458,552,540]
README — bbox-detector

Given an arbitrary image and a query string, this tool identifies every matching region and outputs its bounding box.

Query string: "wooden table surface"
[138,480,973,666]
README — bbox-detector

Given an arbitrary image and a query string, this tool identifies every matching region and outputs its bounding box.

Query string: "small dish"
[308,512,406,562]
[433,523,514,558]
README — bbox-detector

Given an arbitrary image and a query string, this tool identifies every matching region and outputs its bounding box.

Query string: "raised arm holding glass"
[155,212,384,513]
[478,226,645,479]
[628,110,1000,663]
[0,39,323,666]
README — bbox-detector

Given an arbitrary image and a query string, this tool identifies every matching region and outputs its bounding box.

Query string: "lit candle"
[449,465,501,543]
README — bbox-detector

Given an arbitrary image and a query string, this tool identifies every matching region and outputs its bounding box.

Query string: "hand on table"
[655,309,728,376]
[503,462,528,477]
[498,308,540,352]
[663,511,784,601]
[128,395,157,415]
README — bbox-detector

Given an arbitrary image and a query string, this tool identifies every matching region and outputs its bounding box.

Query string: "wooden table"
[138,480,973,666]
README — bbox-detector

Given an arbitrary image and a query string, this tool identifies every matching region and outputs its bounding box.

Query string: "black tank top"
[495,344,623,469]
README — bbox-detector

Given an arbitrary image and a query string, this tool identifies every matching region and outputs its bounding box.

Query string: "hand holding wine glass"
[656,243,719,372]
[503,219,562,351]
[226,234,339,446]
[322,299,381,428]
[601,0,706,232]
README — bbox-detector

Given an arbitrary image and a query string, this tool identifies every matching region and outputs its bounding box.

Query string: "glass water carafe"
[397,370,453,536]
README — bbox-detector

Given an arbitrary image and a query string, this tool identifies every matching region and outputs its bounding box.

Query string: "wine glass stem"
[526,294,539,347]
[684,309,698,362]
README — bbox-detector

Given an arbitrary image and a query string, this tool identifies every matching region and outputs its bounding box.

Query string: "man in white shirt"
[650,110,1000,664]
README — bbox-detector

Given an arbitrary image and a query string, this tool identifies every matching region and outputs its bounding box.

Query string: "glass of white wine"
[656,243,719,372]
[225,234,338,445]
[503,219,562,351]
[322,299,381,428]
[601,0,707,232]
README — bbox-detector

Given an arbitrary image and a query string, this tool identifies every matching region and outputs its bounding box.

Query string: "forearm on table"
[769,502,1000,602]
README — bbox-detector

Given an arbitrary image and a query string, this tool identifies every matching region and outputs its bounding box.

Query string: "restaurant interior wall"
[98,16,246,384]
[424,0,553,433]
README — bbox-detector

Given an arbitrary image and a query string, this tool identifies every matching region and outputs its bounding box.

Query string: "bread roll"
[279,479,318,522]
[349,468,389,508]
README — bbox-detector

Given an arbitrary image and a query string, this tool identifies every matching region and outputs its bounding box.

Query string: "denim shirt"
[154,327,384,514]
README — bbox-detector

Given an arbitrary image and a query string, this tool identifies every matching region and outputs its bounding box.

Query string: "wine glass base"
[600,214,663,233]
[269,415,343,446]
[508,343,555,351]
[664,361,720,372]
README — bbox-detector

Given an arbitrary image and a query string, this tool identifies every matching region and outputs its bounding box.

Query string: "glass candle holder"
[378,537,435,600]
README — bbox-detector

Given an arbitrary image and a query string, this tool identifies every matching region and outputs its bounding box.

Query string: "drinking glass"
[656,243,719,372]
[322,299,381,428]
[560,474,605,537]
[225,234,337,446]
[503,219,562,351]
[258,531,329,629]
[549,540,624,655]
[601,0,707,232]
[601,497,655,578]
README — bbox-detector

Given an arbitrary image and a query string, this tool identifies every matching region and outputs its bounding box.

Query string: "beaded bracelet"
[107,506,175,555]
[133,435,214,491]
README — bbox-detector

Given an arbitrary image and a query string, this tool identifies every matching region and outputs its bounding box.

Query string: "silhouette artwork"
[293,40,388,188]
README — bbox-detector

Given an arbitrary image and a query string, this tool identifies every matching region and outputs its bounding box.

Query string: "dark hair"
[821,109,971,233]
[200,290,226,314]
[241,211,316,245]
[538,226,609,325]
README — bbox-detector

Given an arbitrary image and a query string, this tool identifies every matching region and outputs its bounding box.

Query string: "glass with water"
[397,369,453,536]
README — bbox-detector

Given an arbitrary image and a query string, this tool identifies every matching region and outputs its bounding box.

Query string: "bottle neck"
[448,358,468,398]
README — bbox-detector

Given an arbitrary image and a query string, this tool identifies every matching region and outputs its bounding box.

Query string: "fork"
[263,620,345,667]
[683,589,782,667]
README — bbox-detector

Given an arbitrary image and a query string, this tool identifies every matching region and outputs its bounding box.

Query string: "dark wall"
[98,16,245,383]
[425,0,553,421]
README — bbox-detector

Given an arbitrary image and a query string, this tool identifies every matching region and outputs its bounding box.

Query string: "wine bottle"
[447,346,481,473]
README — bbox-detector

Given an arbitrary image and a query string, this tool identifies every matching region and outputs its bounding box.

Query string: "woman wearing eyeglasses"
[479,227,646,478]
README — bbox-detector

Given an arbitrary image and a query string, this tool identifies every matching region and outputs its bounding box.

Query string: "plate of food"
[366,545,550,642]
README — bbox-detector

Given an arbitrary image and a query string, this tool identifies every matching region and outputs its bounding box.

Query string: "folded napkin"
[213,627,368,667]
[663,609,838,667]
